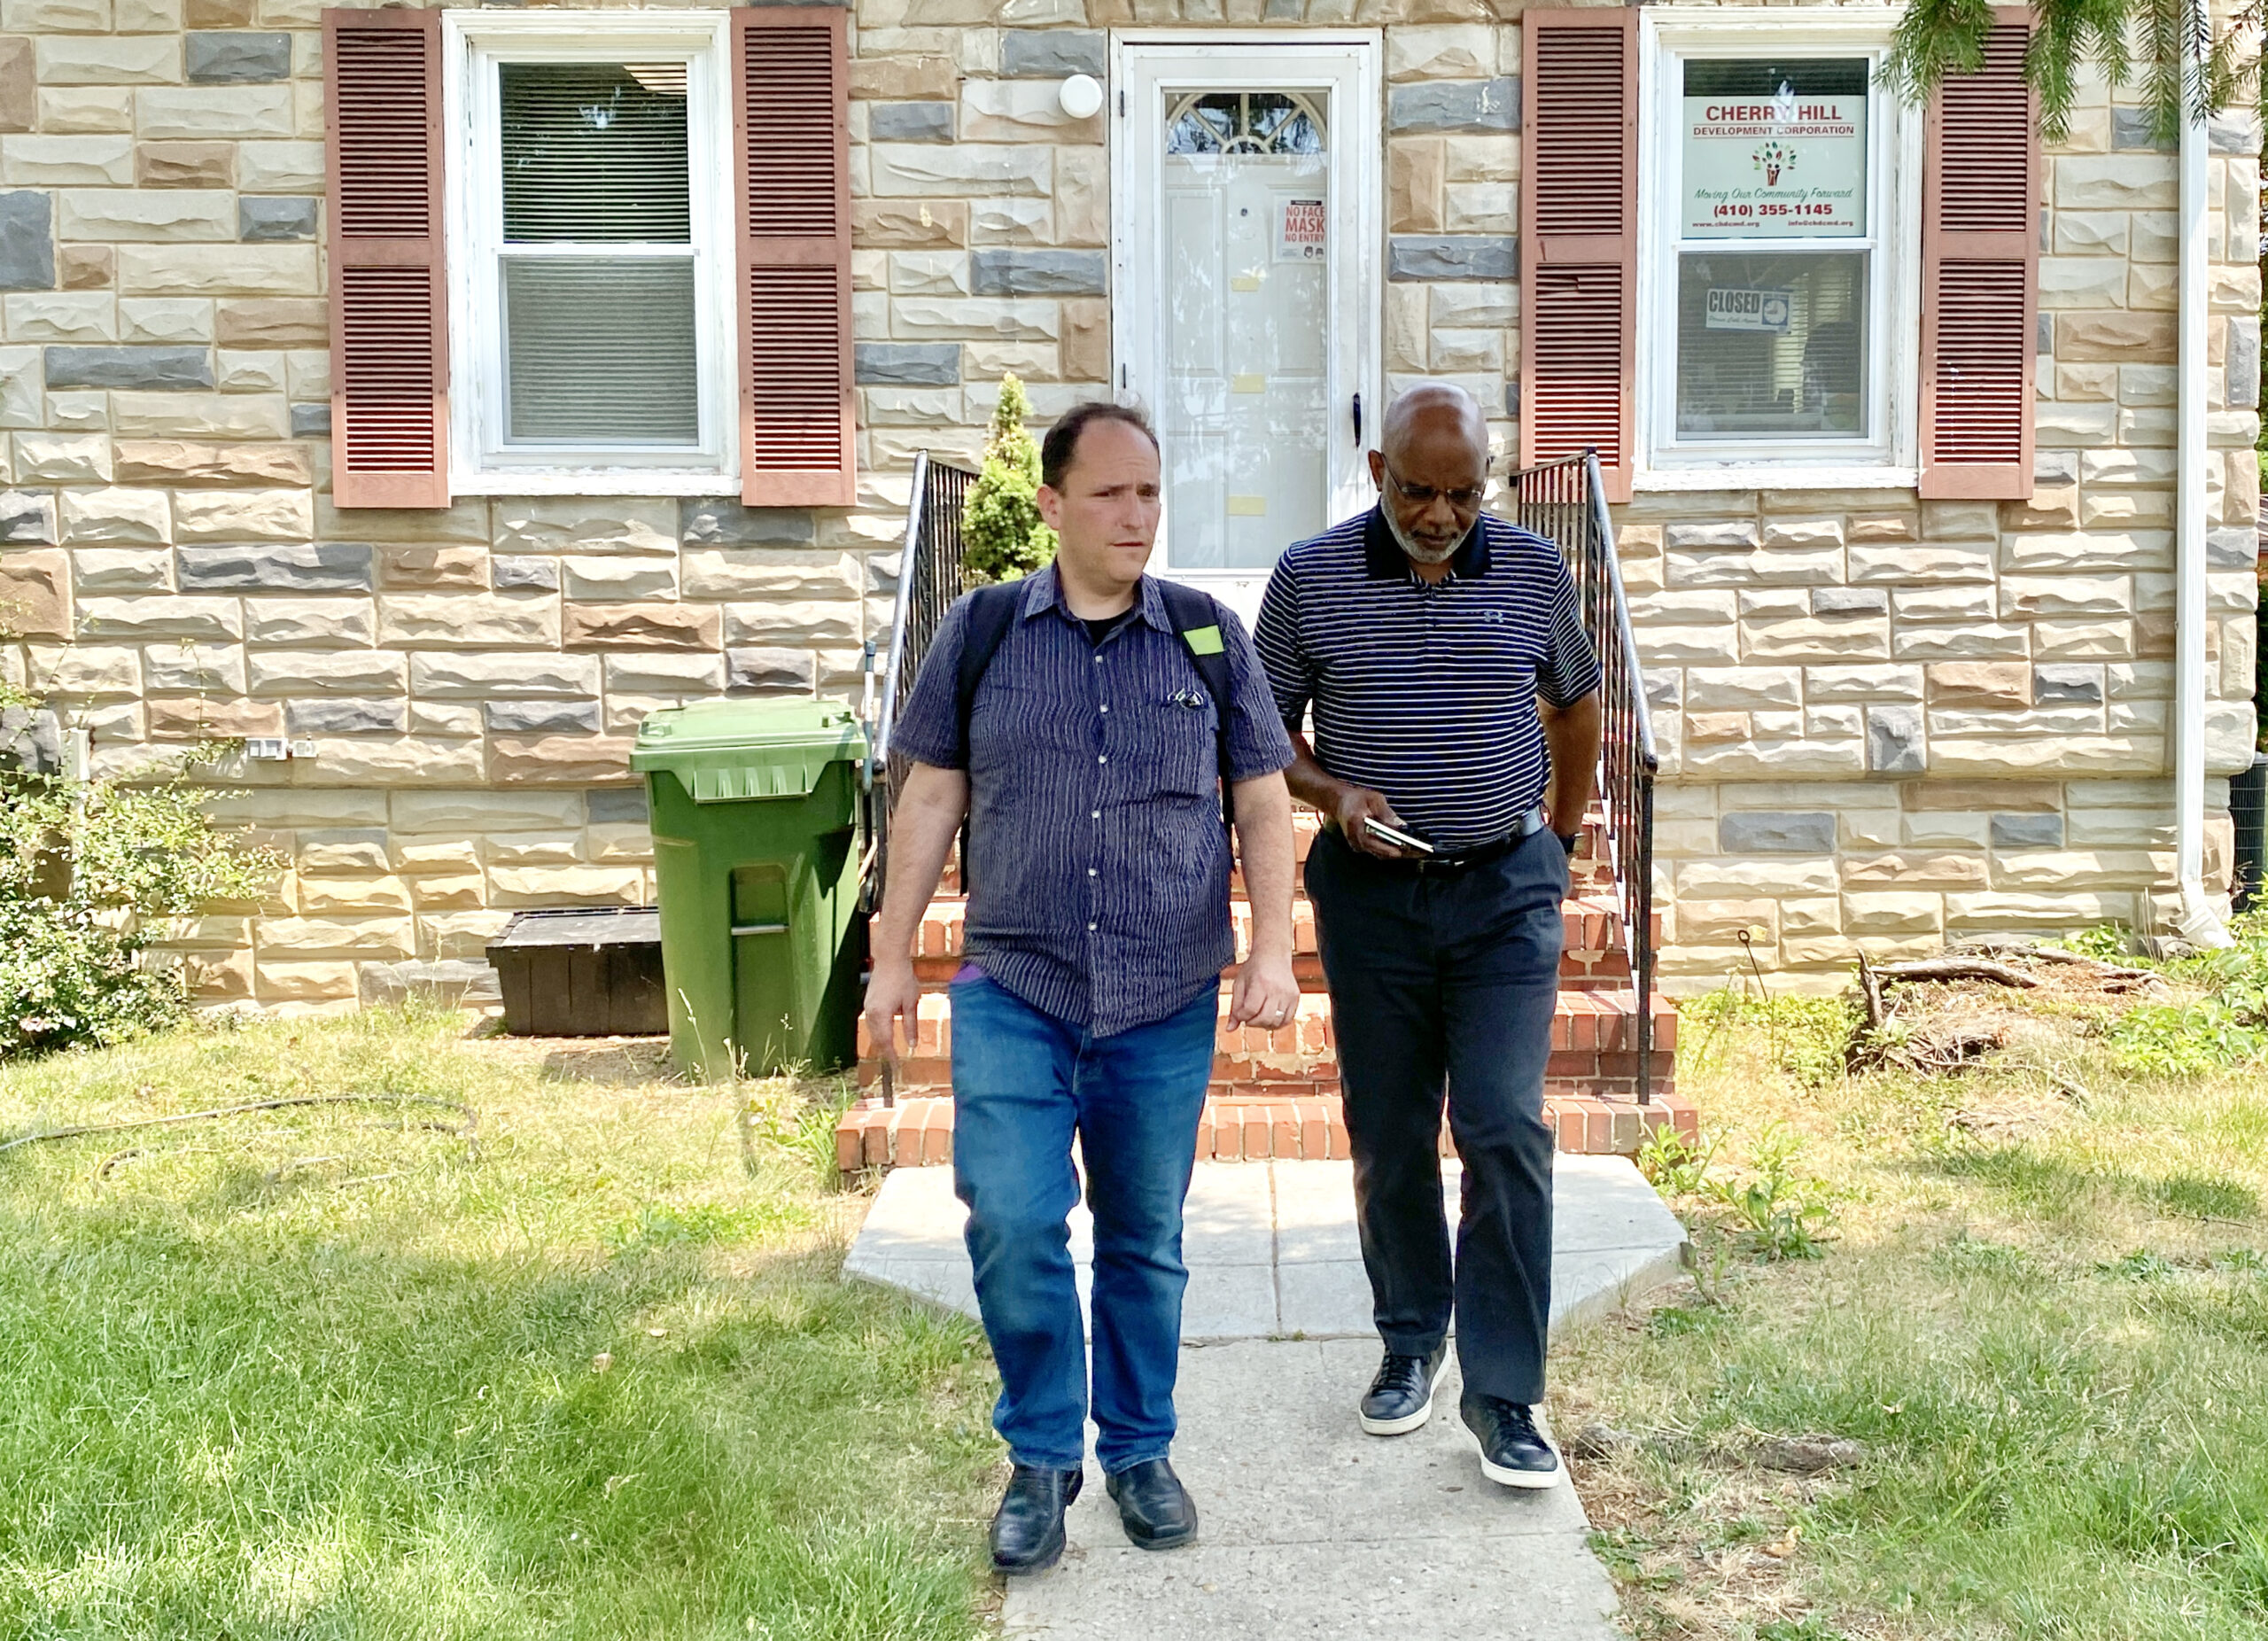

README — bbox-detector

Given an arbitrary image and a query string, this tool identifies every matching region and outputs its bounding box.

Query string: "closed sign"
[1704,286,1793,333]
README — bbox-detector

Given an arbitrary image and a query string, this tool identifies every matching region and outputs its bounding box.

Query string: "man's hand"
[1227,949,1301,1032]
[862,954,925,1069]
[1332,782,1412,859]
[1282,732,1410,859]
[863,762,967,1070]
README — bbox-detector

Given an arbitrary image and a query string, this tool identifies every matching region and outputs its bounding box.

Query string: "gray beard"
[1384,505,1460,565]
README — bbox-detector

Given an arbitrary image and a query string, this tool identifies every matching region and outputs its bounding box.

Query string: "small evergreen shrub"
[0,686,280,1056]
[959,374,1057,585]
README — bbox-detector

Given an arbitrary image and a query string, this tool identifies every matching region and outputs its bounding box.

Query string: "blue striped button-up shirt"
[1254,506,1603,852]
[891,565,1296,1037]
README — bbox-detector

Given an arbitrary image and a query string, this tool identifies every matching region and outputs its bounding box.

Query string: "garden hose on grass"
[0,1093,482,1171]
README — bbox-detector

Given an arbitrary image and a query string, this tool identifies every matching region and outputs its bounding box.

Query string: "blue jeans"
[950,970,1216,1474]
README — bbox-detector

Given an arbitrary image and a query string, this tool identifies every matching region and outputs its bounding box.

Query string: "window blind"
[503,259,698,443]
[500,62,690,242]
[498,60,697,446]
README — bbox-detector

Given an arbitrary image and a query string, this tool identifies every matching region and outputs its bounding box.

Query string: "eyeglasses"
[1381,464,1486,512]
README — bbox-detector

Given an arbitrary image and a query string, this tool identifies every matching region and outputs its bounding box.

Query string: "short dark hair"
[1040,401,1159,490]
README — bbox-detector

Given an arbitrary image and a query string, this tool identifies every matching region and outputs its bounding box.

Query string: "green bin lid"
[630,698,867,802]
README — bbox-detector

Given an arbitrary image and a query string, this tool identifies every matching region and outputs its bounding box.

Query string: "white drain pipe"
[2172,21,2235,949]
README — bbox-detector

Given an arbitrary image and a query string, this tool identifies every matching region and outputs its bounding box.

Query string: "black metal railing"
[1505,450,1661,1105]
[862,451,976,911]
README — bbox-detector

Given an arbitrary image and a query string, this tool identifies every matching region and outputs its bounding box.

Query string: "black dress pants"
[1304,825,1566,1405]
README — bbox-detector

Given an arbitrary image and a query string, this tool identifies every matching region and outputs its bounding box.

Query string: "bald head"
[1370,383,1491,565]
[1380,383,1488,465]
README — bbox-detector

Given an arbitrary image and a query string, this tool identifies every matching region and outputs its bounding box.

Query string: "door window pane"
[1674,252,1867,438]
[1160,88,1331,570]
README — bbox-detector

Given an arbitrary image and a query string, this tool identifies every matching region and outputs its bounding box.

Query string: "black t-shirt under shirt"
[1083,609,1138,647]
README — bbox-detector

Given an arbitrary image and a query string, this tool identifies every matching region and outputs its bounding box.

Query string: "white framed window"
[1635,10,1922,490]
[443,10,737,494]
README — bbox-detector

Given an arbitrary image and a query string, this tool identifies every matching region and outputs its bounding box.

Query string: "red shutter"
[1519,8,1636,505]
[734,7,854,508]
[1919,10,2038,501]
[324,8,448,509]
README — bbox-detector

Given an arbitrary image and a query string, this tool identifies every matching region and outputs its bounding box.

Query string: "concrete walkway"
[846,1157,1686,1639]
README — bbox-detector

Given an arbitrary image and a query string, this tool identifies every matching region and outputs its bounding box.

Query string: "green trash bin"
[630,698,868,1082]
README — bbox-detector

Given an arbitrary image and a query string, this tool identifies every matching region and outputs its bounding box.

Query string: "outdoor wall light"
[1059,74,1104,120]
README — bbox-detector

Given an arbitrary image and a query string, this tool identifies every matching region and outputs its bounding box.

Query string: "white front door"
[1113,36,1382,624]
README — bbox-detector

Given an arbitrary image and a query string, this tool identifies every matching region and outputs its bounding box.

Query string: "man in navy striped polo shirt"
[1254,384,1603,1490]
[870,403,1300,1574]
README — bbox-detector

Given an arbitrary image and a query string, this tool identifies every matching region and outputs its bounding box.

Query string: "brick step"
[858,983,1676,1068]
[906,893,1658,988]
[836,1086,1700,1174]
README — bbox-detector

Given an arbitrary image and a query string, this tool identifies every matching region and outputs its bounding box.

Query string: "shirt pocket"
[1130,692,1221,801]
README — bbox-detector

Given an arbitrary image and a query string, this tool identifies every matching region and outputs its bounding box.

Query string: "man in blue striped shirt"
[1254,384,1603,1491]
[870,403,1300,1575]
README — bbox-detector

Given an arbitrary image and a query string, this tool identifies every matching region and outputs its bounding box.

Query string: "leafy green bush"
[0,698,278,1056]
[2109,914,2268,1075]
[2065,922,2137,961]
[959,373,1057,585]
[2109,996,2268,1077]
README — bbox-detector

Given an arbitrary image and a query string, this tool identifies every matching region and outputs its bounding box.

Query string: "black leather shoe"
[1359,1343,1450,1436]
[1104,1458,1199,1550]
[1460,1395,1564,1490]
[989,1465,1082,1575]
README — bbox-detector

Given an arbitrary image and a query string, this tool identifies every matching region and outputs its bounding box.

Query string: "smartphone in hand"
[1363,818,1434,856]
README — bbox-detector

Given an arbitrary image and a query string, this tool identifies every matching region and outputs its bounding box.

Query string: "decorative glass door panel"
[1115,43,1379,616]
[1161,90,1331,570]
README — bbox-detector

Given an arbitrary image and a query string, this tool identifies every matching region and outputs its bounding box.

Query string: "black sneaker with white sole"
[1359,1343,1450,1436]
[1459,1394,1564,1489]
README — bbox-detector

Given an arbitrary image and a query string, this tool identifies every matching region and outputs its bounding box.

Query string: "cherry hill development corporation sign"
[1682,82,1867,238]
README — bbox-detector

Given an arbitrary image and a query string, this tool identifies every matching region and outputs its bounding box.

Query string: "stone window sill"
[452,471,742,498]
[1634,465,1919,493]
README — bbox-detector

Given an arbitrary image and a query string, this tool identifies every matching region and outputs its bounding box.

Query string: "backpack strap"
[1153,579,1238,829]
[951,581,1024,769]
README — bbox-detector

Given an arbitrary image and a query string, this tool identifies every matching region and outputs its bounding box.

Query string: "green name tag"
[1183,625,1224,656]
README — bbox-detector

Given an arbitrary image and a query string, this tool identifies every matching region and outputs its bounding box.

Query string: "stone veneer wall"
[0,0,2255,1009]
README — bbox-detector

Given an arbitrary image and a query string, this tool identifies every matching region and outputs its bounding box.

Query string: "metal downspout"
[2174,26,2235,948]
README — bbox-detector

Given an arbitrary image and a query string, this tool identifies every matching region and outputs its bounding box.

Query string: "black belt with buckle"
[1335,807,1546,875]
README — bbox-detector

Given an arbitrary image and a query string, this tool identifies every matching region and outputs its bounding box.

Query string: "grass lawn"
[1553,973,2268,1641]
[0,1006,999,1640]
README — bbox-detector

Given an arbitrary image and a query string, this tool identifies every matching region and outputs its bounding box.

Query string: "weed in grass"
[1933,1232,2036,1278]
[1710,1125,1836,1261]
[1647,1301,1728,1339]
[2153,1171,2261,1222]
[1637,1123,1718,1197]
[2097,1248,2177,1280]
[1757,1618,1845,1641]
[1923,1139,2107,1218]
[604,1200,794,1255]
[1682,991,1856,1092]
[2211,1247,2267,1273]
